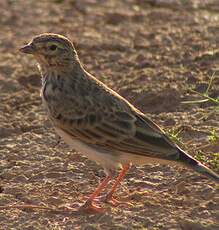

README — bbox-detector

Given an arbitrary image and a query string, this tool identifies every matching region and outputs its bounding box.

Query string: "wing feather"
[50,76,178,161]
[54,107,178,161]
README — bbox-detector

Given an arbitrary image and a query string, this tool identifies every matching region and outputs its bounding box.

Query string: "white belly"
[54,127,122,174]
[54,128,182,173]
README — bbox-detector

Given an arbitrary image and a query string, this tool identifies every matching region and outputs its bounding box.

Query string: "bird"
[20,33,219,211]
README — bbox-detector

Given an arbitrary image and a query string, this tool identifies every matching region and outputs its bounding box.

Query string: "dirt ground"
[0,0,218,229]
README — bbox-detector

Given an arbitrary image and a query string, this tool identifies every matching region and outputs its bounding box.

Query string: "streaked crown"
[20,33,78,68]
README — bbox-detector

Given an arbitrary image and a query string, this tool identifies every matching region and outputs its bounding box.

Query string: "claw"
[105,192,133,207]
[64,164,132,212]
[79,199,103,211]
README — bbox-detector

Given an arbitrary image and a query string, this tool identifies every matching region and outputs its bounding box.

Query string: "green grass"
[212,153,219,169]
[209,129,217,142]
[182,73,219,120]
[168,127,183,144]
[182,73,218,168]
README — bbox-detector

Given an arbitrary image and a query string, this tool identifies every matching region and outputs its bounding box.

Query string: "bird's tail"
[177,148,219,183]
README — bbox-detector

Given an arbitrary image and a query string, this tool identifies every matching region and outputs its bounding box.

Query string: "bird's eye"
[49,45,57,51]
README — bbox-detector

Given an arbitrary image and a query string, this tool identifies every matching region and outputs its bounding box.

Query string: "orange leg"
[105,163,131,206]
[80,176,111,211]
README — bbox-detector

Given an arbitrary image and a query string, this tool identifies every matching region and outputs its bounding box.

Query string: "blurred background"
[0,0,218,229]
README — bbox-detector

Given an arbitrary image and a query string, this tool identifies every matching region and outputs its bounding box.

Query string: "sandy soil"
[0,0,218,229]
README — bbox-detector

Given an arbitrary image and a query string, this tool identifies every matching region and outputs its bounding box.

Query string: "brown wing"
[49,72,178,161]
[53,101,178,161]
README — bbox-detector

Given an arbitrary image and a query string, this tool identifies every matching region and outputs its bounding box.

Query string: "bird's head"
[20,33,79,69]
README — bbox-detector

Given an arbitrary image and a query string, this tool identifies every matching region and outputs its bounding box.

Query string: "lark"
[20,33,219,211]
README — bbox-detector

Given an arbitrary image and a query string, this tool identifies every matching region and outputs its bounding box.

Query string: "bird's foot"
[64,198,103,213]
[79,199,103,211]
[104,192,133,207]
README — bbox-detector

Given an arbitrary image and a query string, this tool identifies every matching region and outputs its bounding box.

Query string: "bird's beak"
[19,43,35,54]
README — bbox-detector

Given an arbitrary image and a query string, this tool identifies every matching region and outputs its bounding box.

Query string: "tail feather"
[178,148,219,183]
